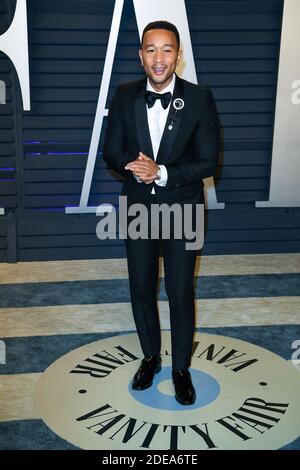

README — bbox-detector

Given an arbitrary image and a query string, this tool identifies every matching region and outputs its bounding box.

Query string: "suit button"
[175,184,180,188]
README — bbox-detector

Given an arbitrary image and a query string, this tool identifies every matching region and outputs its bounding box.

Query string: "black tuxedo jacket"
[103,74,220,206]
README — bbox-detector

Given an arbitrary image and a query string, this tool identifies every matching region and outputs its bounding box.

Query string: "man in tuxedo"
[103,21,219,405]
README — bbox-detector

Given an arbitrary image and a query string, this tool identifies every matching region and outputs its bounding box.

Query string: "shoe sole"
[132,363,161,390]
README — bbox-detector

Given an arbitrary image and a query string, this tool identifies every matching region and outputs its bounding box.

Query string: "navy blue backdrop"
[0,0,299,262]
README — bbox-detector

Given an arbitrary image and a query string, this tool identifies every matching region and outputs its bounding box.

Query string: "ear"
[139,49,144,66]
[176,49,183,65]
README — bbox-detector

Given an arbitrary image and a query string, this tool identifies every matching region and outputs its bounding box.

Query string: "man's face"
[139,29,182,91]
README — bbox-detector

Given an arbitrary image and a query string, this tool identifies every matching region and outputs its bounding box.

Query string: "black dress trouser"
[124,194,197,370]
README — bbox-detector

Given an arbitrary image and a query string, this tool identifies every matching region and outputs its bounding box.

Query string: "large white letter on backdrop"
[256,0,300,208]
[0,0,30,215]
[0,0,30,111]
[66,0,223,214]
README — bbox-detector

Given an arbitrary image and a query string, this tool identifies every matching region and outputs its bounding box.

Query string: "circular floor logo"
[35,332,300,450]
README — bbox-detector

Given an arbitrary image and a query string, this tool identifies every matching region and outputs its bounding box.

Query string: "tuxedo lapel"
[135,79,154,160]
[156,75,185,165]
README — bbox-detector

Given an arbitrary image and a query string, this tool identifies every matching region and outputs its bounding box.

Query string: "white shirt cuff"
[155,165,168,186]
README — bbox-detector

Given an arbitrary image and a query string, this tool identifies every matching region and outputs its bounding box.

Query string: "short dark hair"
[141,21,180,49]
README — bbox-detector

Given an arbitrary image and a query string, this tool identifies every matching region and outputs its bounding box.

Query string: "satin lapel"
[135,79,154,160]
[156,75,185,165]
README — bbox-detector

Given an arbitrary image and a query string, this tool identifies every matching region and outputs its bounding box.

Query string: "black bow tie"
[145,90,172,110]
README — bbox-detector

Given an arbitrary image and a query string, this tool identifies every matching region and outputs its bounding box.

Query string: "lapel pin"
[168,98,185,130]
[173,98,185,111]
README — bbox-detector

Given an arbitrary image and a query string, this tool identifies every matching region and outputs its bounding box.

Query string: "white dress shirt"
[135,74,175,193]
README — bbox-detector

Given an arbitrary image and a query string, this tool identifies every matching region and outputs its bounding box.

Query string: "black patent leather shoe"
[172,369,196,405]
[132,355,161,390]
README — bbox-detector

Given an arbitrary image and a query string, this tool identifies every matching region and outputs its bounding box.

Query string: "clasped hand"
[125,153,158,184]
